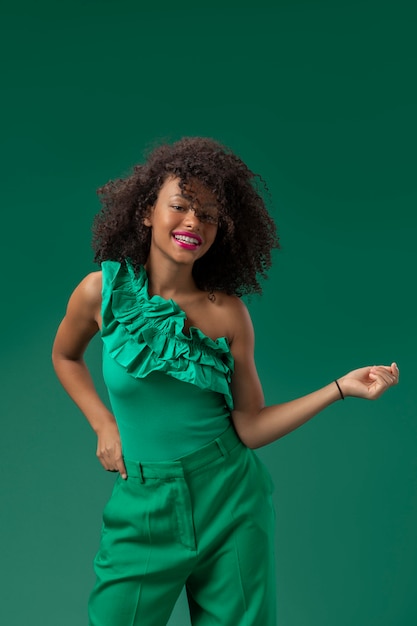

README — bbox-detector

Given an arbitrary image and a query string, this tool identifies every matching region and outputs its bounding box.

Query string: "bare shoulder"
[67,271,102,322]
[53,271,102,358]
[212,292,248,316]
[75,271,102,304]
[209,292,253,344]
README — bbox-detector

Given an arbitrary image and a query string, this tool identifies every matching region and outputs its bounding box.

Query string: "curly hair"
[92,137,279,296]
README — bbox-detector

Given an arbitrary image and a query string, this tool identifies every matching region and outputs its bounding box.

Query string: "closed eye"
[198,212,218,224]
[170,204,218,224]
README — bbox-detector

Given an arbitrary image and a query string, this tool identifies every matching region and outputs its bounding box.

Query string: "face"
[144,177,219,266]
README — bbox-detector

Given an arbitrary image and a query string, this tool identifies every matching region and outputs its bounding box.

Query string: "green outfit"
[88,260,276,625]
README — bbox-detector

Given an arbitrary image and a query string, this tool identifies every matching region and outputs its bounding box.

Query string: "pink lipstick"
[172,231,202,250]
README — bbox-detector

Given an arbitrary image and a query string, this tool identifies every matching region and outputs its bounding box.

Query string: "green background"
[1,1,415,624]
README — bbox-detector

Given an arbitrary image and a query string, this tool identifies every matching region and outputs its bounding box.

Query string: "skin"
[52,176,399,479]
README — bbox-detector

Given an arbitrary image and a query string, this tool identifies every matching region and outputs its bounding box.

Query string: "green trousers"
[88,426,276,625]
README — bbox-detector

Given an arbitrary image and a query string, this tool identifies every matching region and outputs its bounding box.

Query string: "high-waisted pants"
[88,425,276,626]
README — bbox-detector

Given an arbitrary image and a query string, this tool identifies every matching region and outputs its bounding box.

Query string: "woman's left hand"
[338,362,399,400]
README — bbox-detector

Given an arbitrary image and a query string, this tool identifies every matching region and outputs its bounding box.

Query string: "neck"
[144,256,198,299]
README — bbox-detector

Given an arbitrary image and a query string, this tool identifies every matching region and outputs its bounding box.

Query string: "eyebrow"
[169,194,218,209]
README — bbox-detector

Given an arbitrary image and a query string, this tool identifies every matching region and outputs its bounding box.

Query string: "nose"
[183,207,201,227]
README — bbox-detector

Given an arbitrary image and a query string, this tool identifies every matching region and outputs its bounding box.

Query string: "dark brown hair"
[92,137,279,295]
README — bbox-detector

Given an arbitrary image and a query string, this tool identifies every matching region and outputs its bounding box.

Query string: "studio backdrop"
[1,1,415,625]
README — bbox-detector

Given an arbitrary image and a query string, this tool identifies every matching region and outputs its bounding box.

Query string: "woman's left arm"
[229,300,399,449]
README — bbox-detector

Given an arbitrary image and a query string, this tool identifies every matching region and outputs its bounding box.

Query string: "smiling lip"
[172,231,203,249]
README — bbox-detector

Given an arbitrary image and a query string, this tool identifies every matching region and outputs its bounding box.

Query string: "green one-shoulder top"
[100,260,235,461]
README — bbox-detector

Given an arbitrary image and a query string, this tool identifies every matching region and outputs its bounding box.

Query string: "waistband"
[123,425,242,481]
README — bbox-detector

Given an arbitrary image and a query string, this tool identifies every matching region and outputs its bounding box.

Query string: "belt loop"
[215,436,228,458]
[139,463,145,483]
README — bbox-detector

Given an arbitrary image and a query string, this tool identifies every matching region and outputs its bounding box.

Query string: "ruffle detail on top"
[101,260,234,410]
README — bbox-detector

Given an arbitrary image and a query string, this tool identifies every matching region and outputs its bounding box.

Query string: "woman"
[52,137,398,626]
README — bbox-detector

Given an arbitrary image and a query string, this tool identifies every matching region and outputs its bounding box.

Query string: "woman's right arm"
[52,272,127,478]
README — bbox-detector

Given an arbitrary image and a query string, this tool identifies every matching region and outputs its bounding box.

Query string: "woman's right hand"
[52,272,128,480]
[96,421,127,479]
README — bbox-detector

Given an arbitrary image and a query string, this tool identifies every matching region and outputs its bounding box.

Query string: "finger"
[110,442,127,478]
[116,457,128,480]
[96,448,109,470]
[97,450,119,472]
[371,363,399,379]
[98,452,115,470]
[391,362,400,383]
[98,457,112,472]
[370,365,394,374]
[369,368,396,387]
